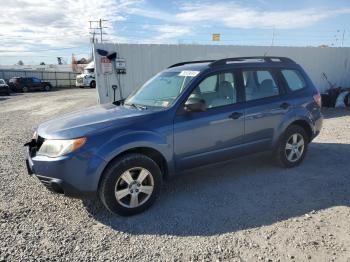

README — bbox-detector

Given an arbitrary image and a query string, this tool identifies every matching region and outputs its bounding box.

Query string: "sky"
[0,0,350,65]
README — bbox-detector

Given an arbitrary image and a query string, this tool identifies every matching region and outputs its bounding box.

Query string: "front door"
[174,71,245,170]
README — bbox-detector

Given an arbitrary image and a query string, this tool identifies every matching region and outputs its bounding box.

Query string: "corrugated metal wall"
[94,43,350,104]
[0,70,79,87]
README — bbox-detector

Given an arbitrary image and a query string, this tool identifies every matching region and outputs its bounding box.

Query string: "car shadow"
[322,108,350,119]
[82,142,350,236]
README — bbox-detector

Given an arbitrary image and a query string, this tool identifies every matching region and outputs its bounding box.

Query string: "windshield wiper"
[124,103,147,110]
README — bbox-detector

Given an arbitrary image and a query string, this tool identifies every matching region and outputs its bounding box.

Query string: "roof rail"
[210,56,295,67]
[168,60,214,68]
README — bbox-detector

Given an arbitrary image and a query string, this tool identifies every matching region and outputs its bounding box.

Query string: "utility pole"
[89,19,108,43]
[341,30,346,47]
[271,27,275,47]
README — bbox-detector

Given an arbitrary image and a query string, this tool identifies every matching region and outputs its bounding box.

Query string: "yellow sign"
[212,34,221,41]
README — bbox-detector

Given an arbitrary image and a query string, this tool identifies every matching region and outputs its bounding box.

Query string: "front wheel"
[90,80,96,88]
[275,125,309,168]
[99,153,162,216]
[44,85,51,91]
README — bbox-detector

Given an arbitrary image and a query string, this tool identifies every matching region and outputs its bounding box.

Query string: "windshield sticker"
[178,71,200,77]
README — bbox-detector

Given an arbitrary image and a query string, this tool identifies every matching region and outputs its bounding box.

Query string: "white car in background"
[75,62,96,88]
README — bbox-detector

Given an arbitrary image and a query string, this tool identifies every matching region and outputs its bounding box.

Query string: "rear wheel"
[99,153,162,216]
[44,85,51,91]
[275,125,309,168]
[22,86,29,92]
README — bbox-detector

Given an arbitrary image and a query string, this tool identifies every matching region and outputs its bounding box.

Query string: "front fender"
[94,130,174,179]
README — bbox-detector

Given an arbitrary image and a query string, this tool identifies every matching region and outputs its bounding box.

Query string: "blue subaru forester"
[26,57,322,215]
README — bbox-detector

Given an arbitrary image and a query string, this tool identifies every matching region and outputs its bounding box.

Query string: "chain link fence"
[0,69,80,88]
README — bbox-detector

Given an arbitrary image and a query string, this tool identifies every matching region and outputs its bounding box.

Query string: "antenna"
[264,27,275,56]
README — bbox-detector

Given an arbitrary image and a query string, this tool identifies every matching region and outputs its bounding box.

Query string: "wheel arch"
[288,119,313,142]
[97,146,169,191]
[274,116,314,149]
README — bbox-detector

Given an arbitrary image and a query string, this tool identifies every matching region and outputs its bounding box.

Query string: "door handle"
[280,102,290,109]
[229,112,243,119]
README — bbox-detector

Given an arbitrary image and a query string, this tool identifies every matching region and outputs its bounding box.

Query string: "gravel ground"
[0,89,349,262]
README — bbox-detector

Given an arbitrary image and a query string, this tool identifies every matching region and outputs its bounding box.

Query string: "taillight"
[313,92,322,107]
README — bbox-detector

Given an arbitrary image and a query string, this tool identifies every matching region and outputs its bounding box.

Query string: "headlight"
[38,137,86,158]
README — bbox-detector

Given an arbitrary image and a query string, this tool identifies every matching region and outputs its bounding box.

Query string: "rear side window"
[281,70,306,91]
[242,70,280,101]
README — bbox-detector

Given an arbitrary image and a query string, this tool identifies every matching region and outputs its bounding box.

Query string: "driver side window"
[189,72,237,109]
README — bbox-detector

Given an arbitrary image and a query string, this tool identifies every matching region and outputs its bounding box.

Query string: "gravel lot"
[0,89,349,262]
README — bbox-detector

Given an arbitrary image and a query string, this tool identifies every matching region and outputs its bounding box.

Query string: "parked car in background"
[9,77,52,92]
[0,79,10,95]
[26,56,322,216]
[76,62,96,88]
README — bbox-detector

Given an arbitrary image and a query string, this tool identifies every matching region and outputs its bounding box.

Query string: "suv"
[9,77,52,92]
[0,79,10,95]
[25,57,322,216]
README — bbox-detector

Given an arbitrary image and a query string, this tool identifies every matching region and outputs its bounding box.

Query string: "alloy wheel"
[285,133,305,162]
[115,167,154,208]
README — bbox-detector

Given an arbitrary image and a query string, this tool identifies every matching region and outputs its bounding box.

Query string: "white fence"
[94,43,350,104]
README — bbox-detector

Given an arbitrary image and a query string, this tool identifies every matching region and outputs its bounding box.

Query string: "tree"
[17,60,24,66]
[39,62,45,65]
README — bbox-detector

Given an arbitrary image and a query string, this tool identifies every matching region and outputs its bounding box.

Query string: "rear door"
[240,68,289,150]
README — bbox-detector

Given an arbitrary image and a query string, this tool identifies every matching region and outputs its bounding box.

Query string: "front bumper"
[75,78,89,87]
[26,144,106,198]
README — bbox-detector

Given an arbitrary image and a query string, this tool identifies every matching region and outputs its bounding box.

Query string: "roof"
[168,56,296,71]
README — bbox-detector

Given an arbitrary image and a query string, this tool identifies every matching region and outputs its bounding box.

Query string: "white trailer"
[93,43,350,104]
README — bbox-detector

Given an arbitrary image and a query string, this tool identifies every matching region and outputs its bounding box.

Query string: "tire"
[275,125,309,168]
[90,80,96,88]
[44,85,51,91]
[22,86,29,92]
[99,153,163,216]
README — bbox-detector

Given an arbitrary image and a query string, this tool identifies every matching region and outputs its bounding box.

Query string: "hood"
[37,104,152,139]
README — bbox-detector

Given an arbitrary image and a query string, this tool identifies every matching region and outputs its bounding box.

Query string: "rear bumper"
[26,146,106,198]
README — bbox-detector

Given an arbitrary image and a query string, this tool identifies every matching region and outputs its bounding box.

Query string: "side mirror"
[184,97,207,112]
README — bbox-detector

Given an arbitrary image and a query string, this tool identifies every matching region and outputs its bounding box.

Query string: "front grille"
[27,135,45,157]
[36,136,45,150]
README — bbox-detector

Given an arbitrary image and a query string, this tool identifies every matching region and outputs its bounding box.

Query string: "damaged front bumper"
[24,138,105,198]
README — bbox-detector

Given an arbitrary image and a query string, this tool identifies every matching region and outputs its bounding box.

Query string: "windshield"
[84,68,94,74]
[125,71,197,108]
